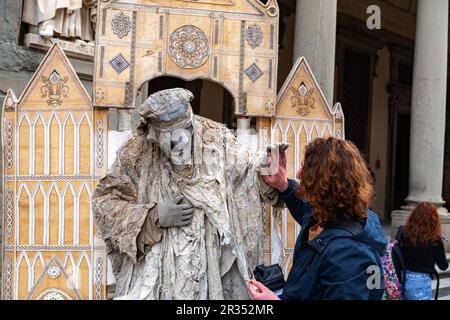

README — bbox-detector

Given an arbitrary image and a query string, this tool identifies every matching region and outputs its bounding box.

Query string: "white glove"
[259,142,290,175]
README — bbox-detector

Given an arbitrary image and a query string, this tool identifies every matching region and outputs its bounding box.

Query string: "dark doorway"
[392,113,411,211]
[337,48,373,160]
[141,76,237,129]
[385,55,413,220]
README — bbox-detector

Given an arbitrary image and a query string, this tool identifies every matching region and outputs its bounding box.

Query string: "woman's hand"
[247,280,280,300]
[260,143,289,192]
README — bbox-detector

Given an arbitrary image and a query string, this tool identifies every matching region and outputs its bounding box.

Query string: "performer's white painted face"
[156,125,193,164]
[139,88,195,164]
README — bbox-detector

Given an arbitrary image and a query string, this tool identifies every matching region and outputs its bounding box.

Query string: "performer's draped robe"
[92,115,280,300]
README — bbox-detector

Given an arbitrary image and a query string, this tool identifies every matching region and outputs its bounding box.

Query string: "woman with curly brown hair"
[248,137,387,300]
[396,202,448,300]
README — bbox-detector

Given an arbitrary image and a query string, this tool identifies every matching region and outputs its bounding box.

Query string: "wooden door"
[2,44,108,300]
[257,57,345,273]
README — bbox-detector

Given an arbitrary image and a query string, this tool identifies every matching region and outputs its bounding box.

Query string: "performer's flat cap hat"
[138,88,194,131]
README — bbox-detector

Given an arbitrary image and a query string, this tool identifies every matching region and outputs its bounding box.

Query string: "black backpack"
[390,228,406,298]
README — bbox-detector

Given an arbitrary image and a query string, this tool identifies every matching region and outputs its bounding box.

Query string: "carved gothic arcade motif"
[1,44,108,300]
[94,0,279,115]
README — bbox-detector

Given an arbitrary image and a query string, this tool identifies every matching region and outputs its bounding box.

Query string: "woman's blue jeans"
[404,271,432,300]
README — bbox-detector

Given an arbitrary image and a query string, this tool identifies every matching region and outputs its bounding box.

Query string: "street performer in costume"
[92,88,284,299]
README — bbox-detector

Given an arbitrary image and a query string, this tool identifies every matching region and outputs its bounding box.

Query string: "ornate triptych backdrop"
[2,0,345,299]
[257,57,345,271]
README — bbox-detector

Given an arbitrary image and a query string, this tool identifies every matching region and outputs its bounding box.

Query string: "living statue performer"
[92,88,284,300]
[22,0,96,43]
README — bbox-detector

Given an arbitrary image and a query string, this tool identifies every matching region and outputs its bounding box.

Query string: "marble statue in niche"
[22,0,97,46]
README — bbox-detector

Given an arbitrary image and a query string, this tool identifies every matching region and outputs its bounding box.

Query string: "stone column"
[293,0,337,106]
[391,0,450,249]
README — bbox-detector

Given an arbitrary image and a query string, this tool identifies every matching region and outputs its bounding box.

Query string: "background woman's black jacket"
[397,226,449,274]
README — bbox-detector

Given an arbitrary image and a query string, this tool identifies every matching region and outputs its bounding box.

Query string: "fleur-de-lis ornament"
[290,82,315,117]
[41,69,69,107]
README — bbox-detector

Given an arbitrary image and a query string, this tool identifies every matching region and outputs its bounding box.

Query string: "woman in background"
[397,202,449,300]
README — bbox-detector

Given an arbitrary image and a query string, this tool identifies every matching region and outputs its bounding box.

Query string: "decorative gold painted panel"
[2,44,108,300]
[94,0,279,116]
[257,57,345,270]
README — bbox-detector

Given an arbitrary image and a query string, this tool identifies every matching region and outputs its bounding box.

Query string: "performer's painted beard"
[149,125,194,165]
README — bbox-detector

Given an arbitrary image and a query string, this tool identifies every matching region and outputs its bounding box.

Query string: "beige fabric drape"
[92,115,282,300]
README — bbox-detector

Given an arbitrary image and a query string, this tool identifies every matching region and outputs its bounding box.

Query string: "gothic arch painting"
[257,57,345,270]
[1,43,108,300]
[93,0,279,116]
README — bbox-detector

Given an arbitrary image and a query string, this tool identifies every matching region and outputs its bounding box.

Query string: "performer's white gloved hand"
[266,142,289,157]
[259,142,289,174]
[157,196,195,228]
[259,143,290,192]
